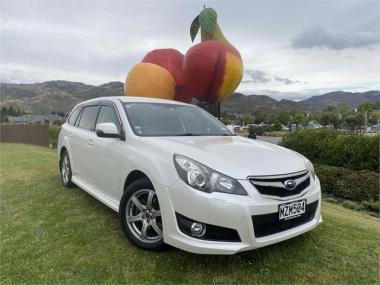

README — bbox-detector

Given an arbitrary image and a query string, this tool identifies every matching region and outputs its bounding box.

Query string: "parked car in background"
[58,96,322,254]
[226,124,241,131]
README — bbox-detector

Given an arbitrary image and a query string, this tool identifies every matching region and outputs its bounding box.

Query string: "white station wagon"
[58,96,322,254]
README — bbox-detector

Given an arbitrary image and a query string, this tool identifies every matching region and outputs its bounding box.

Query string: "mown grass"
[1,143,379,284]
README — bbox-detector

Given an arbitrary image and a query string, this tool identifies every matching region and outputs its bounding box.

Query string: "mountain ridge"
[0,80,379,114]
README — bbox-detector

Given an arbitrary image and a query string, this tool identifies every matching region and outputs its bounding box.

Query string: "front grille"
[249,170,310,198]
[252,200,319,238]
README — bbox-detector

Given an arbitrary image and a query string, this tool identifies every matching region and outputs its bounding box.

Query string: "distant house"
[7,114,64,125]
[281,125,290,131]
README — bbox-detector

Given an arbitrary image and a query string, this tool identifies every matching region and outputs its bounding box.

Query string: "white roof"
[84,96,192,106]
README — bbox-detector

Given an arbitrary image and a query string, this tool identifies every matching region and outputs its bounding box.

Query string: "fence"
[0,124,49,147]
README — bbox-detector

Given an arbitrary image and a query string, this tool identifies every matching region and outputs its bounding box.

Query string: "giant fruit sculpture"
[124,63,175,100]
[142,49,191,103]
[184,7,243,103]
[124,7,243,106]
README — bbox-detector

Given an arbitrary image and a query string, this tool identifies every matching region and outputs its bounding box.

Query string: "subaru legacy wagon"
[58,96,322,254]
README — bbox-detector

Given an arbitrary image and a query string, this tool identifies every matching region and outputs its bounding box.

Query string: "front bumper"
[156,176,322,255]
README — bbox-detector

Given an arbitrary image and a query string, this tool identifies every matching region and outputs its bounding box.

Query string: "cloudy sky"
[1,0,379,100]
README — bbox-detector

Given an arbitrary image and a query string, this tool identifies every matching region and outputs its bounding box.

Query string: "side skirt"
[72,175,120,212]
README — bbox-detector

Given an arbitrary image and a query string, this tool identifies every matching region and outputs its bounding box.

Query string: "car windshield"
[123,102,232,137]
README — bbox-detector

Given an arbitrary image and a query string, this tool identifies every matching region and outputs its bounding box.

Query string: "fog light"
[191,222,206,237]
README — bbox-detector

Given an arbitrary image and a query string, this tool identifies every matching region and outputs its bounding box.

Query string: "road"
[256,136,282,144]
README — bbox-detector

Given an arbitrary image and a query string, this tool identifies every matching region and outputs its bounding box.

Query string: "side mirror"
[96,123,120,138]
[226,125,235,134]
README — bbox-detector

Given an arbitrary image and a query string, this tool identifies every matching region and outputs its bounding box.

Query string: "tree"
[273,121,282,131]
[324,105,338,112]
[242,115,253,125]
[319,112,339,128]
[369,112,380,125]
[253,111,267,124]
[345,113,365,131]
[358,102,376,113]
[293,113,305,128]
[277,112,291,126]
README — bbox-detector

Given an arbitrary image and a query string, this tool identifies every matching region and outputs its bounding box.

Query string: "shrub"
[281,129,379,172]
[323,197,338,203]
[315,164,379,202]
[361,200,380,213]
[248,125,274,136]
[48,125,60,142]
[342,201,360,210]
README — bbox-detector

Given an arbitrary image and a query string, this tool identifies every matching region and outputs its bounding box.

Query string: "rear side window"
[78,105,99,130]
[96,105,120,131]
[67,106,82,125]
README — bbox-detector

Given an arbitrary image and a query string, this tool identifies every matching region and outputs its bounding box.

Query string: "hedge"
[281,129,379,172]
[315,164,379,202]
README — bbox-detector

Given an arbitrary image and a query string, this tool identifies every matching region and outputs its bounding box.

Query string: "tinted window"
[78,105,98,130]
[96,105,120,130]
[67,106,82,125]
[124,103,231,137]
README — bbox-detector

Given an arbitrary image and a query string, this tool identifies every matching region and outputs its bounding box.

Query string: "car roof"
[81,96,193,107]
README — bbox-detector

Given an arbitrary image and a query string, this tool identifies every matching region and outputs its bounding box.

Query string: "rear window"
[67,106,82,126]
[78,105,99,130]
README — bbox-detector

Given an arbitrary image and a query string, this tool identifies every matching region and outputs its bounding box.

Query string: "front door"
[88,104,123,200]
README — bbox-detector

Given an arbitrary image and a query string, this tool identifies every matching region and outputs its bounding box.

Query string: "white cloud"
[291,26,380,50]
[1,0,379,100]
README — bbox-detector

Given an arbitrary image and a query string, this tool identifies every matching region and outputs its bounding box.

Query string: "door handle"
[69,133,74,138]
[87,139,94,146]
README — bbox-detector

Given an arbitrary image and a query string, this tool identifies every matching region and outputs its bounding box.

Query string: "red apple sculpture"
[142,49,192,103]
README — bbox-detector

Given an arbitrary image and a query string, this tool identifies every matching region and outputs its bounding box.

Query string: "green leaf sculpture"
[199,7,217,34]
[190,15,200,42]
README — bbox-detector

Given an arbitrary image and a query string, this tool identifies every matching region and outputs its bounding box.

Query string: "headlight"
[173,154,247,196]
[305,159,316,181]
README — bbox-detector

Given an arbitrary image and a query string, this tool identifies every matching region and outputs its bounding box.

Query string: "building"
[7,114,64,125]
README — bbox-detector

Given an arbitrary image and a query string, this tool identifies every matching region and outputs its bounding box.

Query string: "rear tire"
[60,150,75,188]
[119,178,166,250]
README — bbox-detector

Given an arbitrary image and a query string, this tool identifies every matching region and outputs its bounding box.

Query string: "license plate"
[279,199,306,220]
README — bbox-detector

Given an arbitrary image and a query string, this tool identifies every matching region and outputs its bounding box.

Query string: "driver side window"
[96,105,120,131]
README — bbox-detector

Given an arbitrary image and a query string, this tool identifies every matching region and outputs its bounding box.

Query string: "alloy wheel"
[125,189,162,243]
[61,154,70,184]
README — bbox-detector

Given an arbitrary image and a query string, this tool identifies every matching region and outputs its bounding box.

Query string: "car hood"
[141,136,308,179]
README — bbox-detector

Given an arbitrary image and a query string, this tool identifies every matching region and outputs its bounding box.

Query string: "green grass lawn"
[1,143,379,284]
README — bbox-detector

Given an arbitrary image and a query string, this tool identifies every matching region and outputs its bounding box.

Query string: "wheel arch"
[59,146,68,171]
[123,170,153,191]
[60,146,67,158]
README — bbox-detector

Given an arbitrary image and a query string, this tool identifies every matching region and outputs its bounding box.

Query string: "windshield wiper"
[175,133,232,136]
[175,133,196,136]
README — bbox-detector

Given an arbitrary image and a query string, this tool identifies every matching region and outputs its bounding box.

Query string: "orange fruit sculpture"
[124,63,175,100]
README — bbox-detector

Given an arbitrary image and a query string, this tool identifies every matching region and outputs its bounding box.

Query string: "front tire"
[119,178,165,250]
[60,150,75,188]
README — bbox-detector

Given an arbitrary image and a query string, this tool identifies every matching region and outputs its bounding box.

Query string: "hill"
[221,93,309,114]
[300,90,380,111]
[0,81,123,114]
[0,80,378,114]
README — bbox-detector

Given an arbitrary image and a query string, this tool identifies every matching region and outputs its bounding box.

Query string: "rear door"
[64,105,83,174]
[74,104,100,183]
[88,102,124,200]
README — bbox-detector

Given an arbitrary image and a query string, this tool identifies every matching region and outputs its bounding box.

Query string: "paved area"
[256,136,282,144]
